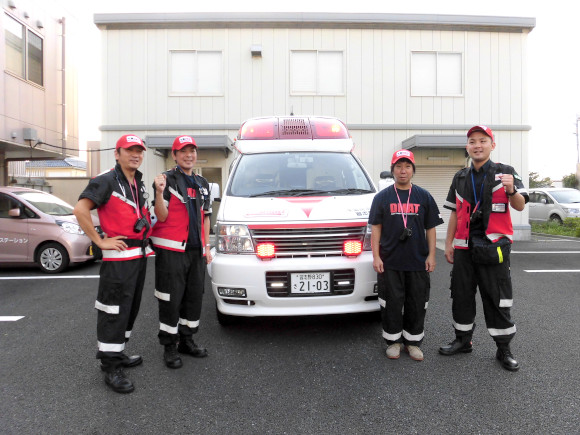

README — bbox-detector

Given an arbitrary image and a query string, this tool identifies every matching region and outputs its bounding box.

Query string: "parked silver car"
[0,186,101,273]
[528,188,580,224]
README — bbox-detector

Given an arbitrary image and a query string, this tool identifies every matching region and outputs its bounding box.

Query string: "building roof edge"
[93,12,536,32]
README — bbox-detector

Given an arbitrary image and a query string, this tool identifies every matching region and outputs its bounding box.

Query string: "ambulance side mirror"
[208,183,221,203]
[378,171,394,191]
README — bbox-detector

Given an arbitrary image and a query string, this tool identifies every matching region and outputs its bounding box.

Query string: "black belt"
[125,238,150,249]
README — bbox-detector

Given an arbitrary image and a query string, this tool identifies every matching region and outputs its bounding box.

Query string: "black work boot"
[100,353,143,371]
[164,344,183,369]
[104,368,135,394]
[439,337,473,356]
[178,337,208,358]
[496,346,520,371]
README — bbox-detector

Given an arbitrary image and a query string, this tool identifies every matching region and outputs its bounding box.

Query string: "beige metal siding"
[1,2,79,156]
[98,23,530,231]
[412,166,463,238]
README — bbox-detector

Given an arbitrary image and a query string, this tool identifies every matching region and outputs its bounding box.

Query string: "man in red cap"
[439,125,528,371]
[151,135,212,369]
[74,134,153,393]
[369,149,443,362]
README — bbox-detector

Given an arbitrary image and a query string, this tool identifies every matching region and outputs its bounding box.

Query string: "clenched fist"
[154,173,167,194]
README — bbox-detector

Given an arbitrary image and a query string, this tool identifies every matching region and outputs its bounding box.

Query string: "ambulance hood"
[220,194,374,222]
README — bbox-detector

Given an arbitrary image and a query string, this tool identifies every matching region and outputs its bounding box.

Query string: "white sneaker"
[406,345,424,361]
[386,343,402,359]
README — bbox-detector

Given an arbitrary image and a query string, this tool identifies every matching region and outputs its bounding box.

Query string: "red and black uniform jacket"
[79,163,153,261]
[443,161,529,249]
[150,167,212,255]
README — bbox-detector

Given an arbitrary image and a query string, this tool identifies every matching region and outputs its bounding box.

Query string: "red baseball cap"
[116,134,146,150]
[391,149,415,166]
[172,135,197,151]
[467,125,494,142]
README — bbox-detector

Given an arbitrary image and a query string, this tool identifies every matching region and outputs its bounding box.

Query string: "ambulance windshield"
[228,152,374,197]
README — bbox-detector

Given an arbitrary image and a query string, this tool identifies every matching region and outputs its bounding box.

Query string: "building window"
[27,30,43,86]
[169,50,222,96]
[411,51,462,96]
[4,13,43,86]
[291,50,344,95]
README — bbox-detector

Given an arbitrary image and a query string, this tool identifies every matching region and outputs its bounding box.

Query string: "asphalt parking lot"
[1,234,579,434]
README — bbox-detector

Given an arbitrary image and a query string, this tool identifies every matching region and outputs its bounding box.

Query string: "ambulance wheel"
[216,304,238,326]
[37,242,69,274]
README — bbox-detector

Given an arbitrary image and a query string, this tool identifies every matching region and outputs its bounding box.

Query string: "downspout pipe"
[60,17,66,158]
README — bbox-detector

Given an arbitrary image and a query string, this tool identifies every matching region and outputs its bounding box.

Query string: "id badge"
[492,203,507,213]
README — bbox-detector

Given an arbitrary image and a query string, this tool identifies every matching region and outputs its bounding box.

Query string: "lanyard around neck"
[470,170,486,212]
[394,185,412,228]
[129,179,141,218]
[116,174,141,218]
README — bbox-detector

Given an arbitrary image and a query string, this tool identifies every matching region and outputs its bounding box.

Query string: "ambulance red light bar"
[237,117,349,140]
[239,119,277,140]
[310,117,349,139]
[256,242,276,260]
[343,240,363,257]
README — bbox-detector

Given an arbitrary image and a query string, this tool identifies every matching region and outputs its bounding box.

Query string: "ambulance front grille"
[251,225,366,257]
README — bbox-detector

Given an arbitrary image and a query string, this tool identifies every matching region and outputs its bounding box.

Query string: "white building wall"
[98,18,532,235]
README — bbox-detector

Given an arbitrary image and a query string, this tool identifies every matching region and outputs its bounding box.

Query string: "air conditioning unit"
[23,128,38,141]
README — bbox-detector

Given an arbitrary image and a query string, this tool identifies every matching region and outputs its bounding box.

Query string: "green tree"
[561,173,579,188]
[529,171,552,188]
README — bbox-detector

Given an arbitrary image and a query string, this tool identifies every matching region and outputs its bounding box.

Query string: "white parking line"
[535,239,580,244]
[525,270,580,273]
[0,275,100,280]
[513,251,580,254]
[0,316,25,321]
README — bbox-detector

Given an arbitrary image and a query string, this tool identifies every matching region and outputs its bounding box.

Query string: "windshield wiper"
[327,188,374,195]
[248,188,374,197]
[248,189,327,198]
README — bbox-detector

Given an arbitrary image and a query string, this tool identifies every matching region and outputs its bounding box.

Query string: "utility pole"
[576,116,580,164]
[577,116,580,184]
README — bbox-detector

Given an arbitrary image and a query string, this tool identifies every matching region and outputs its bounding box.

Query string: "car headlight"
[57,220,85,235]
[217,224,254,253]
[363,224,372,251]
[562,207,580,214]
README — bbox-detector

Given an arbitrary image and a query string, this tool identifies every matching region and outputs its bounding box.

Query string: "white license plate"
[290,272,331,294]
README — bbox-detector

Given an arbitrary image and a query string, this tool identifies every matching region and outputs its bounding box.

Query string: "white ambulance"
[208,116,379,324]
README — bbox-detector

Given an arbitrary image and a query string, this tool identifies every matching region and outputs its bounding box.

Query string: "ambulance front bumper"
[208,250,379,317]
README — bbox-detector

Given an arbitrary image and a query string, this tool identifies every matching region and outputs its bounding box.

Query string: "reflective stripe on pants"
[450,248,516,345]
[155,248,205,345]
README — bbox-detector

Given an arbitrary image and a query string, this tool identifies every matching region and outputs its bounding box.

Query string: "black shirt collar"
[114,163,143,184]
[471,159,492,174]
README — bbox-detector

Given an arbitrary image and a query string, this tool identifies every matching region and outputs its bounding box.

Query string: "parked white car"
[528,188,580,224]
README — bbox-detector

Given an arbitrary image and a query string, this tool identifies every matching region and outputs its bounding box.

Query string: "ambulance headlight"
[362,224,372,251]
[217,224,254,253]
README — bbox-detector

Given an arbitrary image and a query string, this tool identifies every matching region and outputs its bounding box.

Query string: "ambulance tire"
[37,242,69,274]
[216,303,238,326]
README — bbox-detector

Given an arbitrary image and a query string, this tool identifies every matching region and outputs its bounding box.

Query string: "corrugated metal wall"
[99,25,530,231]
